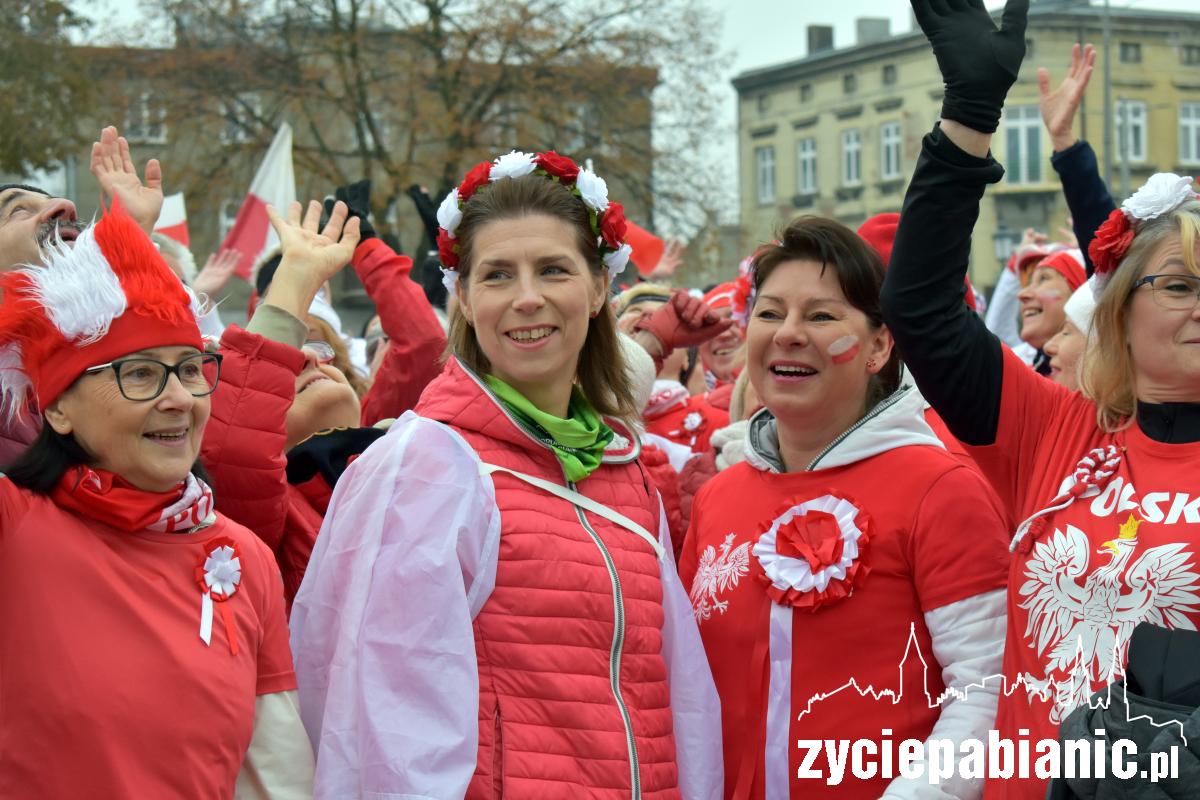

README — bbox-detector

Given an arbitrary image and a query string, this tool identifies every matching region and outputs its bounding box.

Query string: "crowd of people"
[2,1,1199,798]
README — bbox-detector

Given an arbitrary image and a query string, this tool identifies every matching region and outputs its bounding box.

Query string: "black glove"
[332,179,376,241]
[911,0,1029,134]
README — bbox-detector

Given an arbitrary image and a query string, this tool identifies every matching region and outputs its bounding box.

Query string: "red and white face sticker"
[828,334,861,365]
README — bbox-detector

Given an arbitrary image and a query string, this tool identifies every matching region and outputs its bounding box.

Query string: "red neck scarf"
[52,465,215,534]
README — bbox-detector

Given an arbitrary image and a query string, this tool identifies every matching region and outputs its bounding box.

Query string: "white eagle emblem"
[690,533,751,622]
[1018,516,1200,722]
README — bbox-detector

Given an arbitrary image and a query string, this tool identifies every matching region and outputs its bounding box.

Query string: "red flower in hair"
[437,229,459,268]
[1088,208,1135,276]
[457,161,493,201]
[535,151,580,182]
[600,202,628,250]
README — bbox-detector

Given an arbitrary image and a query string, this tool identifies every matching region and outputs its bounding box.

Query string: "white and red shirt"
[680,386,1010,799]
[970,349,1200,800]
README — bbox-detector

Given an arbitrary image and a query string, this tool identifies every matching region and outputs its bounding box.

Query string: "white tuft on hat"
[1064,277,1098,335]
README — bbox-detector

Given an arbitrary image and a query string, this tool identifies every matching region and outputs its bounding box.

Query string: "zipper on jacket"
[569,478,643,800]
[805,384,912,471]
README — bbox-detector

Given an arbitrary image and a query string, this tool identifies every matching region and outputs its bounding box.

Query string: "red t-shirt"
[645,395,729,453]
[681,446,1009,799]
[969,348,1200,800]
[0,479,295,800]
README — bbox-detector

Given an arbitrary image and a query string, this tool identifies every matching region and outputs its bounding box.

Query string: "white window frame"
[841,129,861,187]
[125,91,167,145]
[755,145,776,204]
[1002,105,1043,185]
[796,137,817,194]
[1117,99,1148,164]
[220,94,264,145]
[1182,103,1200,166]
[880,121,902,181]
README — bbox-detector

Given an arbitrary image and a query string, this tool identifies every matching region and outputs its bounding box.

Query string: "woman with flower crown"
[884,2,1200,799]
[0,201,357,798]
[290,150,723,799]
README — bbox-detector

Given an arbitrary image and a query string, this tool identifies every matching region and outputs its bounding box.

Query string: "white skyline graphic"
[794,623,1189,746]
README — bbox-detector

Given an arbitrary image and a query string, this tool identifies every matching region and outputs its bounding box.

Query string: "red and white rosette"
[195,537,242,654]
[752,493,871,612]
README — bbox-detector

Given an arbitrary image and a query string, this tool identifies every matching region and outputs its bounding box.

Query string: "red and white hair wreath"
[435,151,633,292]
[1089,173,1199,293]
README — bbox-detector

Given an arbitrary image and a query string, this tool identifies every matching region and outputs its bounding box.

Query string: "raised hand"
[90,126,163,234]
[634,289,734,356]
[911,0,1030,134]
[263,200,361,319]
[1038,43,1096,152]
[192,248,242,299]
[647,238,685,281]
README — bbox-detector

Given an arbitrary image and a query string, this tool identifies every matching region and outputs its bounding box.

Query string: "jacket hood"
[744,380,943,473]
[415,356,641,464]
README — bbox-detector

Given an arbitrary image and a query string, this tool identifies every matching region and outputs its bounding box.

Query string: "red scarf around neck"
[51,465,215,533]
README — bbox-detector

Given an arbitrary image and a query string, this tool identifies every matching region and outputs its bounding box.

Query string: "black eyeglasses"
[83,353,223,402]
[1132,273,1200,310]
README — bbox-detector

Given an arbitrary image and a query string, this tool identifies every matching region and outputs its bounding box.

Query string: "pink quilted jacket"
[415,359,683,799]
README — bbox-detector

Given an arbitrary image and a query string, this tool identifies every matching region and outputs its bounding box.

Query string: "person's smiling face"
[456,213,606,414]
[0,187,84,271]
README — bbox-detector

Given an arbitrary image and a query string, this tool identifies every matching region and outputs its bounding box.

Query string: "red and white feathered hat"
[0,204,204,421]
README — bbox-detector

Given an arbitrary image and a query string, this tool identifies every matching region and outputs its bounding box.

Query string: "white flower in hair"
[575,168,610,213]
[1122,173,1197,221]
[440,266,459,293]
[490,151,538,181]
[437,189,463,235]
[602,242,632,281]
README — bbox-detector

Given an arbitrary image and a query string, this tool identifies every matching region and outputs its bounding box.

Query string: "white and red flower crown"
[435,150,633,291]
[1089,173,1199,292]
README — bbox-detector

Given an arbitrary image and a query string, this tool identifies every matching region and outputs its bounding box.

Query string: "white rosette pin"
[195,538,243,653]
[752,493,872,611]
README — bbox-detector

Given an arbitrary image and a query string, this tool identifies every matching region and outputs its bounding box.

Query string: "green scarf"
[484,375,614,482]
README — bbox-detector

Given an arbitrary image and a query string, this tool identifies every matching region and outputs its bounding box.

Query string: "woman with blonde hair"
[291,151,722,798]
[885,2,1200,797]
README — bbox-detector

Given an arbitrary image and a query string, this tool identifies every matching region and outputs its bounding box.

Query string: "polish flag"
[154,193,190,247]
[625,220,664,277]
[219,123,296,280]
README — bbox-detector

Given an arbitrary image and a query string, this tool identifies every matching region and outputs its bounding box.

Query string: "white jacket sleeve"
[289,412,501,800]
[235,690,314,800]
[880,588,1006,800]
[656,500,724,800]
[983,269,1023,350]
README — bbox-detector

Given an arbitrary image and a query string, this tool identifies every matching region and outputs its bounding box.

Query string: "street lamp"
[993,221,1017,264]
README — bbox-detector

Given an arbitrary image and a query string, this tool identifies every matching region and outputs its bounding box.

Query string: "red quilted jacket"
[415,359,683,799]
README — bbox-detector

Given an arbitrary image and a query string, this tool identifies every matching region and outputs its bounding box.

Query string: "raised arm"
[881,0,1027,447]
[1039,43,1115,273]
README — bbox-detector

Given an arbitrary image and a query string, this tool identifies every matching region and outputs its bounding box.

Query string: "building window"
[1119,42,1142,63]
[757,94,770,114]
[1003,105,1042,185]
[220,94,263,144]
[1117,99,1148,163]
[755,145,776,204]
[1181,103,1200,165]
[843,73,857,95]
[882,64,897,86]
[841,129,861,187]
[880,122,903,180]
[125,92,167,144]
[796,137,817,194]
[1183,45,1200,66]
[800,84,813,103]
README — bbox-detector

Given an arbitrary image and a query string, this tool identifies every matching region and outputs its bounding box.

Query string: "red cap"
[857,213,900,266]
[703,282,737,311]
[1036,249,1087,292]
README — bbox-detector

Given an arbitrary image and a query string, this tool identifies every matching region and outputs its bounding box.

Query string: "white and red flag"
[219,123,296,280]
[153,193,190,247]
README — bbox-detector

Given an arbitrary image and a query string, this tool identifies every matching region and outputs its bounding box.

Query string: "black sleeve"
[1050,139,1117,277]
[407,184,441,249]
[880,125,1007,447]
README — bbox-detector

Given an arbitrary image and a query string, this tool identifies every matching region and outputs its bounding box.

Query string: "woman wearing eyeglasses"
[884,3,1200,798]
[0,206,314,799]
